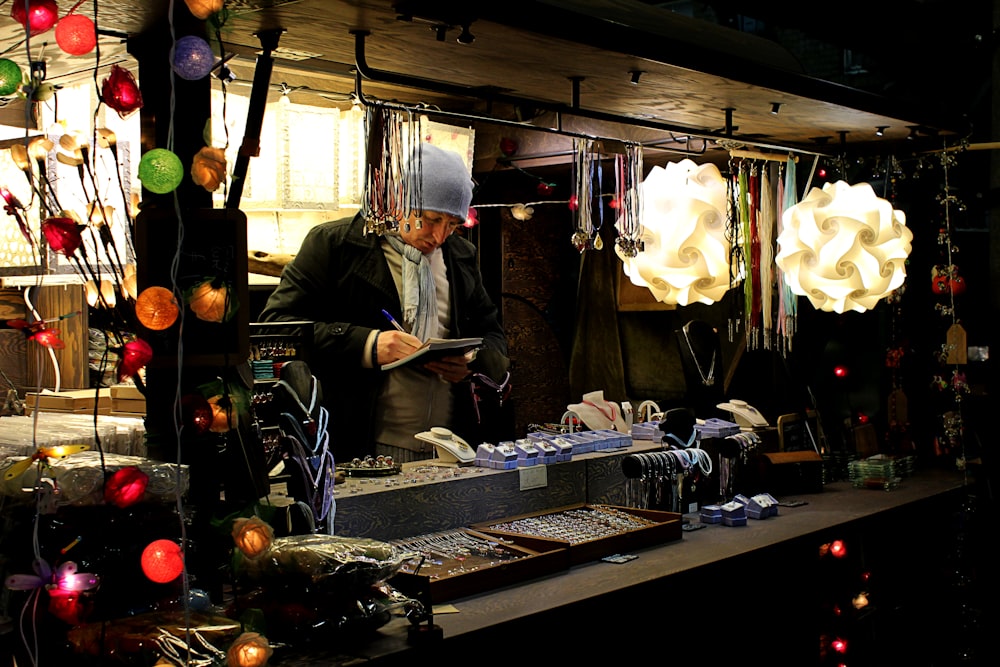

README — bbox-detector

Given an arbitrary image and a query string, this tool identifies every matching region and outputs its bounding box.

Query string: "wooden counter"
[275,467,976,665]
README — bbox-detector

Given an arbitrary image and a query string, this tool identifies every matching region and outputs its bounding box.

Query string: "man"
[259,143,509,463]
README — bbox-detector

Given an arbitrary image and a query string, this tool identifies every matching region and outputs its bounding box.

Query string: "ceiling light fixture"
[770,102,781,115]
[776,181,912,313]
[629,70,643,85]
[457,24,475,44]
[875,126,888,137]
[618,159,738,306]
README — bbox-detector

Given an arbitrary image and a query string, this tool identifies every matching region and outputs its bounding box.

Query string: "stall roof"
[0,0,978,162]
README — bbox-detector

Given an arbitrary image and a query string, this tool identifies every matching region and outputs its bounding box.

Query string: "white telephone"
[716,399,769,429]
[415,427,477,465]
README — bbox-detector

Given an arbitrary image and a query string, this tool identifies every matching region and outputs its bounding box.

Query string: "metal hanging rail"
[350,29,830,160]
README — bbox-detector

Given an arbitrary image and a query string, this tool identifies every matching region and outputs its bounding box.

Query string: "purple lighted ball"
[172,35,215,81]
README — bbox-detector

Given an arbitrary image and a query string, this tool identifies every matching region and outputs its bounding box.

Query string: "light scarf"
[384,234,437,341]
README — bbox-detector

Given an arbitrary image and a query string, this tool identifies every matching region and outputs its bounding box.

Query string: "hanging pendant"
[593,234,604,250]
[571,230,589,252]
[702,378,715,387]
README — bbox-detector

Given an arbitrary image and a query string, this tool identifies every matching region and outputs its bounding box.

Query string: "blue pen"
[381,309,405,332]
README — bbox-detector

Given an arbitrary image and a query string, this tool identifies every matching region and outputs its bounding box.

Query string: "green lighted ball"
[138,148,184,194]
[0,59,24,97]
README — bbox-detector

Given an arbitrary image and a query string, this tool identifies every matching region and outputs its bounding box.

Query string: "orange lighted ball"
[135,286,180,330]
[141,539,184,583]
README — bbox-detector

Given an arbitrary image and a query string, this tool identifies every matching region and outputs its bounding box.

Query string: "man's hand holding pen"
[378,308,472,382]
[377,308,422,365]
[377,329,422,364]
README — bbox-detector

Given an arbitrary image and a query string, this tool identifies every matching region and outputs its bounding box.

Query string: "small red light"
[830,539,847,558]
[104,466,149,508]
[499,137,518,157]
[833,365,849,378]
[831,637,848,654]
[31,327,64,349]
[463,206,479,228]
[817,167,828,179]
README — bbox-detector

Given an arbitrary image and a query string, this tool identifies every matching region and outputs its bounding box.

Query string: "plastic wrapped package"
[231,534,426,643]
[0,413,146,457]
[240,533,418,591]
[0,450,188,506]
[67,611,241,660]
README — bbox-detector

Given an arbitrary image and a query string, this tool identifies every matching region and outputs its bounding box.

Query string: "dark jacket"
[259,213,509,461]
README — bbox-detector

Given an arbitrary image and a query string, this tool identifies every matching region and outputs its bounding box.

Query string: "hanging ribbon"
[725,157,746,341]
[737,164,753,345]
[758,165,774,350]
[747,163,761,349]
[776,156,799,350]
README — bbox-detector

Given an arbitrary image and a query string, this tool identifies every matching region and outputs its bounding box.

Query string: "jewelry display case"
[471,503,682,566]
[389,528,570,603]
[248,320,314,472]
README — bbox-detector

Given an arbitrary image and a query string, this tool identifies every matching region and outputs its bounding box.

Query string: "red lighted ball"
[141,539,184,583]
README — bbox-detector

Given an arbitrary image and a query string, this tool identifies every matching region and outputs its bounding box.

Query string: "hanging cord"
[361,104,414,235]
[936,143,969,486]
[613,143,643,258]
[569,137,595,252]
[724,155,744,343]
[164,0,194,648]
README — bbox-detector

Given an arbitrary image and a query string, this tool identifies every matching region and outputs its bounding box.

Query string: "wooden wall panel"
[23,285,89,390]
[0,289,28,396]
[485,168,577,436]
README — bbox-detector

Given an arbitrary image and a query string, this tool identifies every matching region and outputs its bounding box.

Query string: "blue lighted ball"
[172,35,215,81]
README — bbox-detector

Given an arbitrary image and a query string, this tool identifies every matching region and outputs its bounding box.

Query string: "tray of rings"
[336,455,402,477]
[471,504,682,566]
[388,528,570,603]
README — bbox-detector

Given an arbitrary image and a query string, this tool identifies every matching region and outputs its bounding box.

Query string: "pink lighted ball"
[141,539,184,583]
[56,15,97,56]
[9,0,59,36]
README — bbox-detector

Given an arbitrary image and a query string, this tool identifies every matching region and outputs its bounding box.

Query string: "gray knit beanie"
[409,143,473,221]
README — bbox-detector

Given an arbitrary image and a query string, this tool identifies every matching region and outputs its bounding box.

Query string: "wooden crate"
[110,384,144,400]
[110,384,146,415]
[110,398,146,414]
[26,388,110,412]
[472,504,682,566]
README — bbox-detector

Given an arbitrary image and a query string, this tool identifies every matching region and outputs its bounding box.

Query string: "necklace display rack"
[675,320,724,416]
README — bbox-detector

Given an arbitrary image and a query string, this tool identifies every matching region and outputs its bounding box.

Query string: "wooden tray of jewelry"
[388,528,570,603]
[471,504,683,566]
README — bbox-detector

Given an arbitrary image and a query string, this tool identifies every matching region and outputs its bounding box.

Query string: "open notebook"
[380,337,483,371]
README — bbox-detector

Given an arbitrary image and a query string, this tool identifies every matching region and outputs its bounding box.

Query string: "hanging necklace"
[681,323,716,387]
